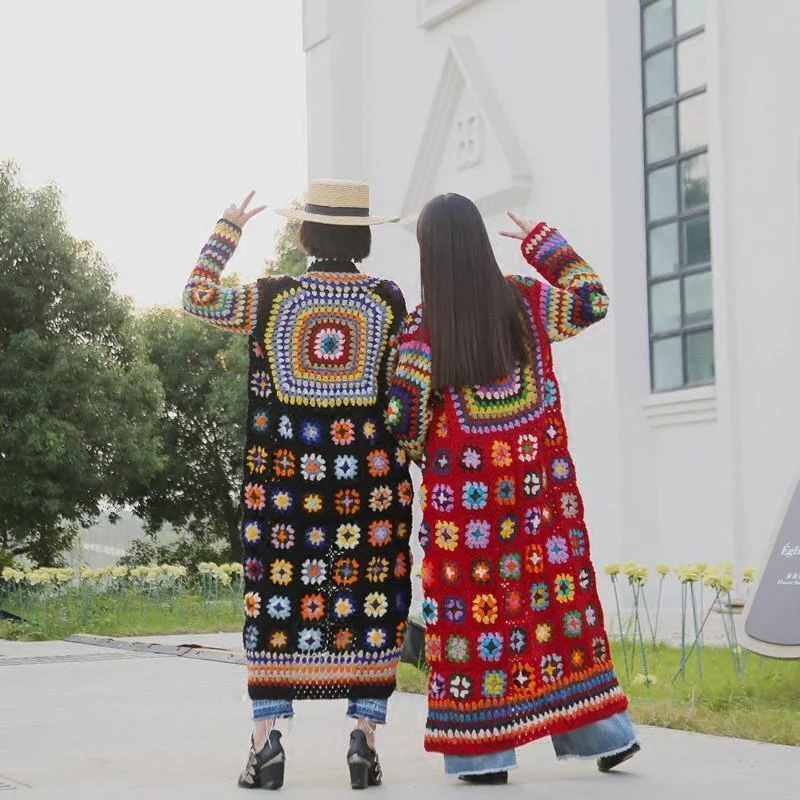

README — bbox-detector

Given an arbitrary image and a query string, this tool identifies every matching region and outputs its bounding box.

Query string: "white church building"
[299,0,800,605]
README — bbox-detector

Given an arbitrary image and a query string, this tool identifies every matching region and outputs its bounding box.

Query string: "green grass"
[396,642,800,747]
[0,587,241,641]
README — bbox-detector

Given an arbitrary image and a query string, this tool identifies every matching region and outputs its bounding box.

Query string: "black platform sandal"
[597,742,641,773]
[238,730,286,790]
[347,729,382,790]
[458,771,509,785]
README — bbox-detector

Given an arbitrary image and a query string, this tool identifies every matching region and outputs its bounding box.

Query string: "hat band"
[305,203,370,217]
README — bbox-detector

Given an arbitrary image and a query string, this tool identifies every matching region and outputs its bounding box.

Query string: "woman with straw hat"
[183,180,413,791]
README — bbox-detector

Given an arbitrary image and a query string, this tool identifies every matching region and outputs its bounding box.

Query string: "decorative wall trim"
[417,0,484,29]
[400,35,532,229]
[642,385,718,428]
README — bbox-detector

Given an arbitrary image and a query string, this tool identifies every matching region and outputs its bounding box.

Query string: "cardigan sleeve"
[385,308,433,463]
[509,222,609,343]
[181,218,261,334]
[380,280,409,392]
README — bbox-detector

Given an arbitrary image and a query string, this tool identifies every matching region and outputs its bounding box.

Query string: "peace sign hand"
[222,190,267,229]
[499,210,536,241]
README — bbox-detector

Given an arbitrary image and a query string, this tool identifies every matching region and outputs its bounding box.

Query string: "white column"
[303,0,364,180]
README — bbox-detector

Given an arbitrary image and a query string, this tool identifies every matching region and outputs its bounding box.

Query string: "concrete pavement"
[1,634,796,798]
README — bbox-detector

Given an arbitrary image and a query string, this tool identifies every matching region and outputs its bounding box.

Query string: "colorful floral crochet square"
[265,279,392,407]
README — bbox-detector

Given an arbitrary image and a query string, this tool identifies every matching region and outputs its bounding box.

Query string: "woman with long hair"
[387,193,639,783]
[183,181,413,791]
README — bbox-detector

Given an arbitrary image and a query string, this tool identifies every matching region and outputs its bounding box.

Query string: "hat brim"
[274,208,399,226]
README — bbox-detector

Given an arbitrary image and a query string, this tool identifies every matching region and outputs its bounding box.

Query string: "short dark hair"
[299,221,372,262]
[417,193,533,389]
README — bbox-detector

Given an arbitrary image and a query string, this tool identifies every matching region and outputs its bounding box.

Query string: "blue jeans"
[252,698,388,725]
[443,711,638,776]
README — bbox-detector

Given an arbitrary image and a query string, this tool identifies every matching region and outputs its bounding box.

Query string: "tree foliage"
[0,163,163,565]
[127,308,248,563]
[264,203,306,277]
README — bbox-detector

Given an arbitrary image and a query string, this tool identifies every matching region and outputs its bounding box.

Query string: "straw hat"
[275,179,399,226]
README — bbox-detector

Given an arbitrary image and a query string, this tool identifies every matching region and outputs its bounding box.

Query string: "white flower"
[300,453,327,481]
[334,454,358,480]
[301,559,327,585]
[560,492,579,518]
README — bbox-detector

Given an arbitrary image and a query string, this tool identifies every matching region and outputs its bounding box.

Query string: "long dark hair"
[417,193,532,389]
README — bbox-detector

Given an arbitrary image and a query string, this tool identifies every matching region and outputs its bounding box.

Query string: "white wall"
[710,0,800,568]
[302,0,800,615]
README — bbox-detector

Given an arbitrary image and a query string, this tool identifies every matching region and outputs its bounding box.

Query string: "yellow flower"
[483,672,505,696]
[679,564,701,583]
[632,673,658,687]
[742,567,757,584]
[717,573,734,593]
[718,561,735,577]
[304,494,323,513]
[434,521,459,552]
[535,623,552,643]
[603,563,621,576]
[624,563,648,585]
[2,567,25,583]
[336,524,361,550]
[270,631,288,649]
[703,568,720,588]
[55,568,74,584]
[272,491,293,511]
[270,560,293,586]
[656,564,670,577]
[110,566,128,579]
[367,628,386,647]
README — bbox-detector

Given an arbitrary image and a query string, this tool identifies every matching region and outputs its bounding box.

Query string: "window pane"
[684,271,713,326]
[681,154,708,210]
[677,0,706,34]
[646,106,676,163]
[678,93,708,152]
[677,33,706,93]
[686,329,714,384]
[645,49,675,107]
[649,222,679,276]
[650,278,681,333]
[644,0,674,49]
[648,164,678,220]
[683,215,711,265]
[652,336,683,390]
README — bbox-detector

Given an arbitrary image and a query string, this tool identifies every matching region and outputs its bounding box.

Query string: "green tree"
[264,203,306,277]
[128,309,248,563]
[126,210,306,565]
[0,163,164,565]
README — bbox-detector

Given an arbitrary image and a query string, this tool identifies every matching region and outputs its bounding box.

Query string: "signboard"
[740,476,800,658]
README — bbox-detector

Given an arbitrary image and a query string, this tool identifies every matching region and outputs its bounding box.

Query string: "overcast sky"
[1,0,307,308]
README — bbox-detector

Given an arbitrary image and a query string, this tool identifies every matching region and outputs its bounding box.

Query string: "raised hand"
[499,210,536,240]
[222,191,267,229]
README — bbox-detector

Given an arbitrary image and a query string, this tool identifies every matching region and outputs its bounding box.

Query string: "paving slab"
[1,637,796,799]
